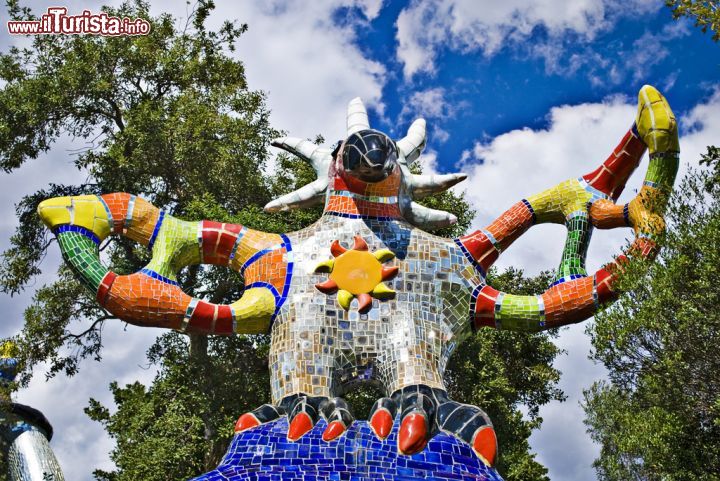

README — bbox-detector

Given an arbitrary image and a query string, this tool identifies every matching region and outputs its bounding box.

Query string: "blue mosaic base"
[192,418,504,481]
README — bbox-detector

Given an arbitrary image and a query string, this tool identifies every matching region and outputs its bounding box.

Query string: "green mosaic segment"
[555,212,591,282]
[495,294,543,331]
[145,216,202,280]
[645,153,680,189]
[57,232,108,292]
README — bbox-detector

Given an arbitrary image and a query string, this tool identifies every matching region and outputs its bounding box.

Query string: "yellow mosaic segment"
[229,230,283,271]
[37,195,111,240]
[230,287,276,334]
[526,179,592,223]
[627,185,666,237]
[636,85,679,155]
[330,250,382,294]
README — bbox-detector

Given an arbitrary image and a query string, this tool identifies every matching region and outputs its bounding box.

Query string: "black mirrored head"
[341,129,398,182]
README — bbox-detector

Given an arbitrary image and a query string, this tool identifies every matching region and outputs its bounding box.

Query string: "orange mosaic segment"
[589,198,627,229]
[101,193,132,234]
[243,248,289,293]
[335,166,402,196]
[103,272,191,329]
[484,201,534,251]
[325,194,402,218]
[582,127,647,200]
[201,220,244,265]
[542,276,595,326]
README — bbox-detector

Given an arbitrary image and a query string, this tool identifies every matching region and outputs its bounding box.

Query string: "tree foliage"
[0,1,563,479]
[584,146,720,480]
[666,1,720,41]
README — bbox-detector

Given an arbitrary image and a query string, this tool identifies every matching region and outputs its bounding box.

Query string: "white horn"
[263,179,328,212]
[347,97,370,136]
[271,137,332,177]
[402,201,457,229]
[397,119,427,164]
[408,173,467,198]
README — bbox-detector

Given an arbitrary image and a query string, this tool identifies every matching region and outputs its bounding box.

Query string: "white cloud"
[457,86,720,480]
[396,0,660,79]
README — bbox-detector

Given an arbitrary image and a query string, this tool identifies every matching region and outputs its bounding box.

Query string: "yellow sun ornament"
[314,236,399,313]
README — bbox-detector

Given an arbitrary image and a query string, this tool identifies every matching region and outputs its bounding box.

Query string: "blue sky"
[1,1,719,480]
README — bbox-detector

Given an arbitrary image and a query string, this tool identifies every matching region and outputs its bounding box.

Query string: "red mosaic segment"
[101,193,132,234]
[103,272,191,329]
[188,300,234,334]
[542,276,595,326]
[457,231,499,273]
[629,237,658,259]
[96,271,118,307]
[582,128,647,200]
[485,201,534,251]
[473,285,500,329]
[325,195,402,218]
[201,220,243,265]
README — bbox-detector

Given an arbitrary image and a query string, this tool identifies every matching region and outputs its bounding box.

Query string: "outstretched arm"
[455,85,679,331]
[37,193,291,335]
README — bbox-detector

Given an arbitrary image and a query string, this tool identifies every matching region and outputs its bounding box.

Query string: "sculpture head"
[338,129,398,183]
[266,98,467,230]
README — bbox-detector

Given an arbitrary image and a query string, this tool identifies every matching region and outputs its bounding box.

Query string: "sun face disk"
[314,236,398,312]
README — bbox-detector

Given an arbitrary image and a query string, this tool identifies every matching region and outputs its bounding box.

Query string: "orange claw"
[322,421,346,442]
[234,413,260,433]
[381,265,399,280]
[398,412,428,455]
[315,279,339,294]
[370,409,394,440]
[330,240,346,257]
[352,235,369,251]
[357,293,373,313]
[288,412,314,441]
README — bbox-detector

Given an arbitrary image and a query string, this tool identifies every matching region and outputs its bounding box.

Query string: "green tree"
[584,146,720,480]
[0,1,563,479]
[666,1,720,41]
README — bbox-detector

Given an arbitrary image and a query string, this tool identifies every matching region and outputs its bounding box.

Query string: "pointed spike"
[381,266,399,281]
[402,201,457,230]
[315,279,339,294]
[396,118,427,164]
[264,178,328,212]
[357,293,373,313]
[409,173,468,199]
[347,97,370,136]
[372,282,396,300]
[337,290,354,310]
[271,137,332,176]
[352,235,369,251]
[330,240,347,257]
[314,259,334,274]
[373,248,395,263]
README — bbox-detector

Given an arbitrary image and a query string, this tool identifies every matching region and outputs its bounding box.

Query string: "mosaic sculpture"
[0,343,65,481]
[36,85,679,478]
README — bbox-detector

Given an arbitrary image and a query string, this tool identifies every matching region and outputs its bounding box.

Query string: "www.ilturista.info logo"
[7,7,151,35]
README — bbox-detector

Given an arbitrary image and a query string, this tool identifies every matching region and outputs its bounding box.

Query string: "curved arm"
[456,85,678,332]
[37,193,292,335]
